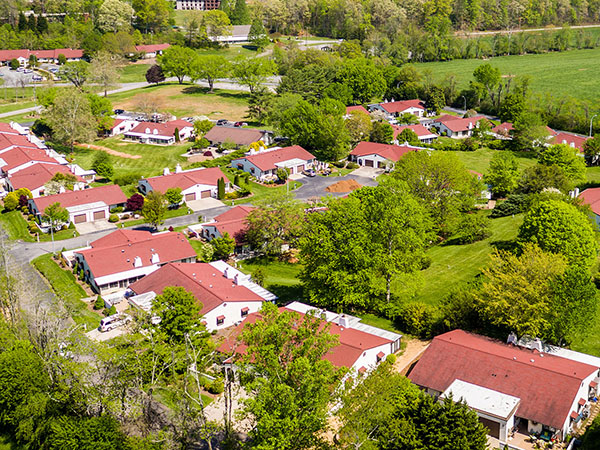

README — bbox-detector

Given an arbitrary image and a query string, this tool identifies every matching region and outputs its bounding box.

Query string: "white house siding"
[139,179,220,199]
[561,370,598,438]
[350,342,394,374]
[68,205,110,224]
[203,300,264,331]
[111,120,139,136]
[356,154,391,168]
[435,123,472,139]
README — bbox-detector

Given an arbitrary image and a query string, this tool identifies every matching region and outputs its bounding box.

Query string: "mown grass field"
[32,254,101,330]
[0,211,78,242]
[108,83,250,121]
[118,63,151,83]
[415,46,600,102]
[71,137,192,178]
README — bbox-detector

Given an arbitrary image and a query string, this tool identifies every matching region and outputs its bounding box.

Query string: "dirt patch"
[325,179,363,193]
[393,339,430,376]
[113,85,249,121]
[188,155,213,163]
[79,143,141,160]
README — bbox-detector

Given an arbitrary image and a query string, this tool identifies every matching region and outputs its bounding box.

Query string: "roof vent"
[209,284,213,288]
[530,359,535,363]
[151,253,160,264]
[121,249,125,253]
[513,356,516,360]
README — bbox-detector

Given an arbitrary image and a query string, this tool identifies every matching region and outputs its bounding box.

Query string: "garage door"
[185,192,196,201]
[200,190,211,199]
[364,159,374,167]
[93,211,105,220]
[297,165,304,173]
[479,417,500,439]
[74,214,87,224]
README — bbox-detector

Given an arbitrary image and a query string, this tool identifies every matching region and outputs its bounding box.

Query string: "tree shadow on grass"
[180,86,249,101]
[490,239,520,253]
[267,283,305,306]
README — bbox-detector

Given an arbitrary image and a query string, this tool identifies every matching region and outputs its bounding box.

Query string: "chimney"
[59,186,66,194]
[175,163,182,173]
[151,253,160,264]
[223,267,229,279]
[163,167,170,176]
[234,273,240,285]
[338,314,348,328]
[134,256,142,267]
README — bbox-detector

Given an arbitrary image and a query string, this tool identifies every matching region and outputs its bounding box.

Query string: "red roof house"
[433,115,487,138]
[7,163,86,197]
[191,205,255,246]
[124,120,194,145]
[372,99,426,118]
[74,231,196,293]
[138,166,229,201]
[135,44,171,56]
[408,330,598,440]
[579,187,600,217]
[29,184,127,228]
[345,105,369,115]
[219,301,400,371]
[349,141,422,168]
[0,146,58,175]
[552,132,589,152]
[393,124,438,143]
[230,145,316,180]
[128,261,275,330]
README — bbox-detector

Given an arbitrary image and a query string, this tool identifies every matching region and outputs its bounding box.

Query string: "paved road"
[294,174,378,200]
[456,23,600,37]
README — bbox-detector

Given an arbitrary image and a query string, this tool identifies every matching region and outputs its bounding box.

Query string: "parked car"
[303,169,316,177]
[233,121,248,127]
[99,313,131,332]
[31,75,42,82]
[114,109,125,115]
[23,69,32,74]
[216,119,228,126]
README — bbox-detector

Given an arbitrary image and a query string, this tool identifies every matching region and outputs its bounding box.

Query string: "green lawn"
[122,206,191,228]
[238,257,304,304]
[415,46,600,102]
[0,211,78,242]
[408,213,523,305]
[118,63,150,83]
[0,100,35,114]
[32,254,101,330]
[72,137,192,178]
[450,147,538,174]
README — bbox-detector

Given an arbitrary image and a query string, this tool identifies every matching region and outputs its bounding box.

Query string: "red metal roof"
[393,124,438,139]
[579,188,600,215]
[571,411,579,419]
[32,184,126,212]
[235,145,315,172]
[349,141,419,162]
[218,307,393,369]
[552,132,589,152]
[408,330,597,429]
[128,120,193,138]
[9,163,84,191]
[205,205,255,245]
[90,229,152,248]
[146,167,228,193]
[77,232,195,278]
[0,146,57,172]
[135,44,170,53]
[0,48,83,61]
[129,262,263,315]
[0,123,20,135]
[491,122,514,135]
[434,115,487,133]
[578,398,586,406]
[0,133,37,151]
[346,105,368,115]
[380,99,425,114]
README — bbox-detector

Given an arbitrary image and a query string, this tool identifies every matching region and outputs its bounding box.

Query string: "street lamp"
[590,114,598,137]
[461,95,467,113]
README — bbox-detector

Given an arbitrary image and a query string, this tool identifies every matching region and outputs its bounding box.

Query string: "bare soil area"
[79,143,141,159]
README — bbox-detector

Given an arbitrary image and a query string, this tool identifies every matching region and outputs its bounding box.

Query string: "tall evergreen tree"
[36,15,48,34]
[17,12,27,32]
[27,14,36,32]
[230,0,250,25]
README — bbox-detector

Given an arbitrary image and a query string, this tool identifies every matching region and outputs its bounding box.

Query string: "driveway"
[75,219,117,235]
[293,173,379,201]
[86,326,126,342]
[351,166,384,178]
[186,197,225,212]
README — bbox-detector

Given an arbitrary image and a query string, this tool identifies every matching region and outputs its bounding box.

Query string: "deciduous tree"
[191,55,230,93]
[58,61,90,89]
[45,89,96,151]
[152,286,202,344]
[91,151,114,179]
[165,187,183,207]
[538,143,586,185]
[142,191,167,229]
[483,152,519,197]
[345,110,373,145]
[97,0,134,33]
[232,57,275,94]
[158,46,197,84]
[145,64,165,85]
[211,232,236,260]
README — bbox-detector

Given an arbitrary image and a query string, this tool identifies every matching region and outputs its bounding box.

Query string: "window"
[241,307,249,317]
[216,315,225,325]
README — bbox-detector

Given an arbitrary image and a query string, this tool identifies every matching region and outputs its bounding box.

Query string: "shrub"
[68,221,75,229]
[333,161,346,168]
[27,214,34,221]
[347,162,359,169]
[121,213,130,220]
[460,137,479,151]
[113,173,142,186]
[234,174,240,186]
[28,223,38,234]
[110,206,124,213]
[108,305,117,315]
[395,303,437,338]
[490,194,528,218]
[94,296,105,310]
[238,187,251,197]
[225,192,240,200]
[21,206,28,213]
[450,213,491,244]
[386,353,397,364]
[61,225,68,231]
[207,379,224,394]
[108,214,119,223]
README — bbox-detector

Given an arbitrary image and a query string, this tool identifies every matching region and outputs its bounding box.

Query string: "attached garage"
[93,210,106,220]
[479,417,500,439]
[200,190,211,199]
[185,192,196,201]
[74,214,87,224]
[364,159,374,167]
[297,164,304,173]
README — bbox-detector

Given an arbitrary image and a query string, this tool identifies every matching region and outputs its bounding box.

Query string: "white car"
[99,313,131,332]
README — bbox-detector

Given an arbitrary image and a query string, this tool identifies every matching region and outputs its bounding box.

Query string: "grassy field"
[0,211,78,242]
[72,137,192,178]
[415,47,600,102]
[118,63,151,83]
[410,213,523,305]
[238,257,304,303]
[32,254,101,330]
[450,147,538,174]
[108,83,250,121]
